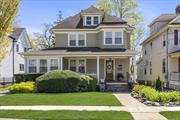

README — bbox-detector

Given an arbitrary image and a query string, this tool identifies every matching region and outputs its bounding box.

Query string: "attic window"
[86,16,91,25]
[85,16,100,26]
[93,16,99,24]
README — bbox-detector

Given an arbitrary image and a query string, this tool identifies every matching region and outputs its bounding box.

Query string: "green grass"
[0,110,133,120]
[0,92,122,106]
[160,111,180,120]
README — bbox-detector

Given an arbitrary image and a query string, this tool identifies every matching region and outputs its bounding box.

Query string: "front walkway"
[0,93,179,120]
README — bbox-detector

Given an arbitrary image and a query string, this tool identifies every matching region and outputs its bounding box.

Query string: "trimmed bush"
[2,82,37,93]
[133,85,146,94]
[159,91,180,103]
[36,70,97,93]
[15,73,43,83]
[155,76,162,91]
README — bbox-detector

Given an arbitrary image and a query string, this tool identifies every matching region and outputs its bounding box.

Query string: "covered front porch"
[25,55,133,84]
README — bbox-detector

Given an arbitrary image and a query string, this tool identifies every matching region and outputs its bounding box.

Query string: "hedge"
[36,70,97,93]
[15,73,43,83]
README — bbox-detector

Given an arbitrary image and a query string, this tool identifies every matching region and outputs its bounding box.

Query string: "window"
[69,34,76,46]
[78,60,85,73]
[29,59,37,73]
[104,31,123,45]
[16,44,19,52]
[93,16,99,24]
[144,49,147,55]
[115,32,122,44]
[163,34,166,47]
[19,64,24,71]
[150,42,152,49]
[162,59,166,73]
[69,59,86,73]
[144,67,146,75]
[78,34,85,46]
[50,59,58,70]
[149,61,152,75]
[39,59,47,73]
[69,60,76,72]
[105,32,112,44]
[69,33,86,47]
[86,16,91,25]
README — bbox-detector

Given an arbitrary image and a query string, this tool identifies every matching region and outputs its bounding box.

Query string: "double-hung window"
[93,16,99,25]
[19,64,24,71]
[50,59,58,70]
[39,59,47,73]
[69,59,86,73]
[69,34,76,46]
[86,16,91,25]
[78,60,85,73]
[69,33,85,47]
[29,59,37,73]
[115,32,122,44]
[104,31,123,45]
[105,32,113,44]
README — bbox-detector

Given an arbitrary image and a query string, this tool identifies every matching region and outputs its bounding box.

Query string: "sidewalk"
[0,93,179,120]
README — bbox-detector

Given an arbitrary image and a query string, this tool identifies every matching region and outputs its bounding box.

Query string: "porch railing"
[170,72,180,82]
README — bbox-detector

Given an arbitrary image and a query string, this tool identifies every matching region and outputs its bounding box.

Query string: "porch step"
[105,83,131,92]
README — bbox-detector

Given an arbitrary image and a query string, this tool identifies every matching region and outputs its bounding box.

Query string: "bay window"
[39,59,47,73]
[104,31,123,45]
[29,59,37,73]
[50,59,58,70]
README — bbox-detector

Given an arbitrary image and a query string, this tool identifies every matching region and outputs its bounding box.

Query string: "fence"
[0,77,13,88]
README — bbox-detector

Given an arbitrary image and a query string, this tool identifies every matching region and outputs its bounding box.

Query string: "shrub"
[36,70,81,93]
[159,91,180,103]
[155,76,162,91]
[15,73,43,83]
[133,85,146,94]
[80,75,97,91]
[5,82,37,93]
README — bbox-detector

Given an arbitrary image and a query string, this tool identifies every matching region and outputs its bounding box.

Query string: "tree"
[98,0,144,50]
[33,10,63,49]
[0,0,21,62]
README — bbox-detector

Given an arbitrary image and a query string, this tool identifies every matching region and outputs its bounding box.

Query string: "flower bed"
[131,85,180,106]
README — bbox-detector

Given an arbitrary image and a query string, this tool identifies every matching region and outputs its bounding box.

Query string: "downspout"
[166,28,169,88]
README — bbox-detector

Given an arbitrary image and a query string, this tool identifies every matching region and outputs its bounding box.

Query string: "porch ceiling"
[169,51,180,58]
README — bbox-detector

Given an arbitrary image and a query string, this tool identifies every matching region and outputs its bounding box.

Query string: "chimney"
[176,5,180,14]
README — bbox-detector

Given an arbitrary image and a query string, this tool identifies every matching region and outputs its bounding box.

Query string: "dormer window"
[85,16,100,26]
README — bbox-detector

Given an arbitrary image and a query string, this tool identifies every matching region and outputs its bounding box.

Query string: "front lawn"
[0,110,133,120]
[0,92,122,106]
[160,111,180,120]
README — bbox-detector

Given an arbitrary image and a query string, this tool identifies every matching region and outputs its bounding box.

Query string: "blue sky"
[18,0,180,36]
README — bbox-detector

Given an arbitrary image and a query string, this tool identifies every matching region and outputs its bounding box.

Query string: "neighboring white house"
[137,5,180,90]
[0,28,32,82]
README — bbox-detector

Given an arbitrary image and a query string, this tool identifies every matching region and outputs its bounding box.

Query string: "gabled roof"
[81,5,103,14]
[53,5,128,29]
[149,14,178,27]
[10,28,25,41]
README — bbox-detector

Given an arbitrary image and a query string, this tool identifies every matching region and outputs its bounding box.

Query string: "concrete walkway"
[0,93,179,120]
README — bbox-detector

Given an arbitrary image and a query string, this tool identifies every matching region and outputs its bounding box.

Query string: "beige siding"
[86,59,97,73]
[86,33,98,47]
[55,34,68,47]
[99,59,104,79]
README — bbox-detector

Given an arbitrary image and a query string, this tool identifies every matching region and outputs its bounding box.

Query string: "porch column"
[60,56,63,70]
[36,58,39,73]
[97,56,100,83]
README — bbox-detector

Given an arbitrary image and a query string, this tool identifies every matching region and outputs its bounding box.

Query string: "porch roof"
[169,50,180,58]
[21,47,137,57]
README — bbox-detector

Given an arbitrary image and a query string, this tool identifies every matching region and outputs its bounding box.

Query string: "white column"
[60,56,63,70]
[36,58,39,73]
[47,59,50,72]
[97,56,100,83]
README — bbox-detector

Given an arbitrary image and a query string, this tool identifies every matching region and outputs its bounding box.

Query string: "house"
[22,6,137,89]
[137,5,180,90]
[0,28,32,83]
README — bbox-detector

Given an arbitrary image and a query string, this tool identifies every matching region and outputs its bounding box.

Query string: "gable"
[170,15,180,24]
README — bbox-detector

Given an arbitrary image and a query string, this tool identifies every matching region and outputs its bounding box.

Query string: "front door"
[106,60,114,81]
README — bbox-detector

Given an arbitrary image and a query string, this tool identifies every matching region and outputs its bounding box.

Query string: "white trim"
[84,15,100,26]
[68,32,86,47]
[96,56,100,83]
[60,56,63,70]
[103,29,124,45]
[169,14,180,24]
[68,58,87,73]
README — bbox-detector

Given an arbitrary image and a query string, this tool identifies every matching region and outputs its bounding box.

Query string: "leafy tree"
[98,0,145,50]
[0,0,21,62]
[33,11,63,49]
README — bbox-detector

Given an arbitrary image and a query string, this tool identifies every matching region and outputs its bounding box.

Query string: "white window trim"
[68,58,87,73]
[68,33,86,47]
[103,30,124,45]
[84,15,100,26]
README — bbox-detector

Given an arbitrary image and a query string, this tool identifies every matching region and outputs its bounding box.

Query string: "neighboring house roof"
[149,14,178,27]
[42,47,126,52]
[10,28,25,41]
[53,5,128,29]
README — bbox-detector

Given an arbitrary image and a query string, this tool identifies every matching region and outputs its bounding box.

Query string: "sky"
[17,0,180,36]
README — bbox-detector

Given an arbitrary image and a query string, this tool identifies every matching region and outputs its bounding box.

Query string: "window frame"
[39,59,48,73]
[28,59,37,73]
[50,59,59,70]
[19,64,24,71]
[68,33,86,47]
[85,15,100,26]
[162,59,166,74]
[68,58,86,73]
[162,34,166,47]
[103,30,124,45]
